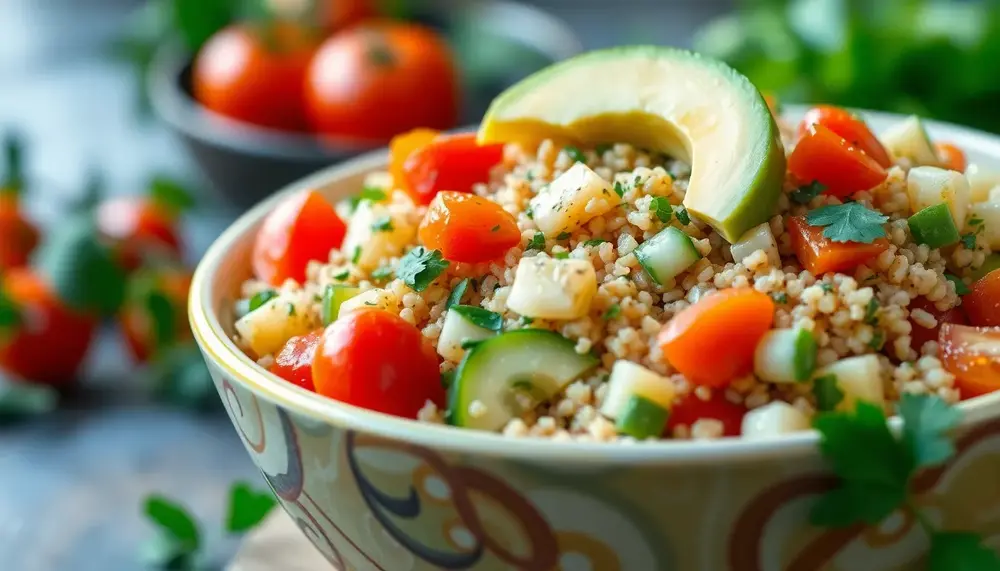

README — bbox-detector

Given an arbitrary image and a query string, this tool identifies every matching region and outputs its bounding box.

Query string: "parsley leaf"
[520,316,535,326]
[603,303,621,320]
[821,282,834,293]
[332,269,350,281]
[451,305,503,331]
[371,215,394,232]
[527,232,546,251]
[771,292,788,304]
[868,330,884,350]
[525,205,534,219]
[446,278,469,310]
[553,252,570,259]
[790,181,826,204]
[649,196,673,223]
[946,273,970,296]
[613,181,625,198]
[351,246,361,265]
[564,146,586,163]
[812,374,844,412]
[348,186,386,211]
[556,231,571,240]
[596,143,613,154]
[675,206,691,226]
[371,266,394,282]
[142,496,201,568]
[898,393,961,469]
[225,482,277,534]
[864,298,880,325]
[248,290,278,313]
[806,202,888,243]
[928,531,1000,571]
[396,247,449,292]
[583,238,607,247]
[0,374,58,422]
[961,233,977,250]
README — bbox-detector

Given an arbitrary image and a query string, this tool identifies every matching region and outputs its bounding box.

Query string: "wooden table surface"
[0,1,729,568]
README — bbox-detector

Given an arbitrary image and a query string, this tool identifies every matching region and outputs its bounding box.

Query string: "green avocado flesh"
[478,46,786,243]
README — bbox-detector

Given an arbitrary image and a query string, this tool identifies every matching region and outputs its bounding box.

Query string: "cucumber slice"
[616,395,670,439]
[321,285,361,325]
[730,222,780,267]
[447,330,599,430]
[600,360,674,419]
[908,203,960,248]
[880,115,939,166]
[971,253,1000,281]
[437,307,498,362]
[635,227,702,285]
[753,328,817,383]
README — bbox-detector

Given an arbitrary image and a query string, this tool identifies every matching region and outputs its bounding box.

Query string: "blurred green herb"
[0,373,58,424]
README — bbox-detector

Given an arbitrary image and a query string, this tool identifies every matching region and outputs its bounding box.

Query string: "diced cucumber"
[600,360,675,420]
[730,222,780,267]
[437,306,498,362]
[616,395,670,439]
[507,257,597,320]
[907,166,970,229]
[908,203,960,248]
[447,330,599,430]
[338,288,392,315]
[635,227,702,285]
[970,202,1000,249]
[815,354,884,412]
[880,115,939,166]
[321,285,361,325]
[972,253,1000,281]
[741,401,811,439]
[753,328,817,383]
[965,163,1000,203]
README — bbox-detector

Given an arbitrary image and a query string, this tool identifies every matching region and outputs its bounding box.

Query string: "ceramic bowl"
[190,108,1000,570]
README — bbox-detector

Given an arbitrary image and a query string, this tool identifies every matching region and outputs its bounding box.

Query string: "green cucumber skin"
[616,394,670,439]
[792,329,818,382]
[635,227,702,285]
[908,204,960,248]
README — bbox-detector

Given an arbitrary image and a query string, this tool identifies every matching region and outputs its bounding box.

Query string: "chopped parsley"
[649,196,672,223]
[968,216,984,226]
[771,292,788,304]
[451,305,504,331]
[248,290,278,313]
[351,246,361,264]
[525,205,534,219]
[868,330,885,350]
[595,143,613,155]
[332,269,350,281]
[603,303,621,320]
[946,273,970,296]
[556,231,571,240]
[674,206,691,226]
[370,216,394,232]
[525,171,534,182]
[348,186,387,211]
[806,202,888,243]
[613,181,625,198]
[490,224,501,232]
[286,303,296,316]
[790,181,826,204]
[371,266,394,282]
[553,252,570,260]
[961,233,977,250]
[564,146,587,163]
[864,298,880,325]
[527,232,546,251]
[396,247,449,292]
[519,316,535,326]
[460,339,484,350]
[446,278,469,309]
[812,374,844,412]
[583,238,608,247]
[821,282,834,292]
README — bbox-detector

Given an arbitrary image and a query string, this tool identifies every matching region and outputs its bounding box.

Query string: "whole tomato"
[193,24,315,131]
[0,135,39,270]
[317,0,379,32]
[304,22,460,142]
[119,266,194,363]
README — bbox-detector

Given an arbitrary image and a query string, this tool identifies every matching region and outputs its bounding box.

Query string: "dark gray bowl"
[148,0,582,209]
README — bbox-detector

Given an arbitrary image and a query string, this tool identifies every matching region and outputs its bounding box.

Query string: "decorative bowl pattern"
[190,109,1000,570]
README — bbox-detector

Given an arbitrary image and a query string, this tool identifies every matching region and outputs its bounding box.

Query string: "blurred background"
[2,0,998,569]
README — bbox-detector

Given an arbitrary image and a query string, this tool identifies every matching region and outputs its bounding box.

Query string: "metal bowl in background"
[148,0,582,209]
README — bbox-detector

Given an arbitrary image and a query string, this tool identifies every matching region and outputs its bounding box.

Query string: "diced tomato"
[963,269,1000,327]
[935,142,966,172]
[667,391,747,437]
[97,197,183,271]
[659,288,774,388]
[798,105,892,168]
[270,329,323,392]
[787,215,889,276]
[390,128,439,188]
[119,267,194,363]
[252,190,346,286]
[909,296,967,353]
[0,196,39,271]
[939,323,1000,399]
[417,191,520,263]
[400,133,505,205]
[312,309,444,418]
[0,268,97,386]
[789,124,889,198]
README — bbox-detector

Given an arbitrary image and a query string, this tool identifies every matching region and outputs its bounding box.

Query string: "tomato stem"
[1,133,24,197]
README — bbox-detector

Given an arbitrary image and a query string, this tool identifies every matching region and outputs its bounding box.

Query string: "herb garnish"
[446,278,470,309]
[946,274,970,296]
[396,247,449,292]
[790,181,826,204]
[584,238,608,247]
[649,196,673,223]
[864,298,880,325]
[564,146,586,163]
[556,231,571,240]
[371,215,394,232]
[613,181,625,198]
[806,202,888,243]
[812,374,844,412]
[675,206,691,226]
[961,233,977,250]
[527,232,546,251]
[451,305,504,331]
[603,304,621,320]
[248,290,278,313]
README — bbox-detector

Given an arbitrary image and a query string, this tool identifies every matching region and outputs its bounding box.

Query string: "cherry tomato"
[0,268,97,386]
[312,308,444,418]
[270,329,323,392]
[963,269,1000,327]
[798,105,892,168]
[96,197,183,271]
[400,133,505,205]
[418,192,520,263]
[119,267,193,363]
[789,124,888,198]
[909,296,967,353]
[304,22,459,142]
[667,391,747,437]
[0,196,39,270]
[939,323,1000,399]
[193,25,314,131]
[787,215,889,276]
[936,142,966,172]
[252,190,346,286]
[317,0,379,32]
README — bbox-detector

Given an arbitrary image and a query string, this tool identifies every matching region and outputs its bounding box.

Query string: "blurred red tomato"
[0,195,39,271]
[119,267,193,363]
[318,0,379,32]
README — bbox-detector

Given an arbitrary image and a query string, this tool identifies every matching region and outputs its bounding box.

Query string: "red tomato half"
[252,190,346,286]
[789,124,888,198]
[312,309,444,418]
[270,329,323,392]
[939,323,1000,399]
[963,269,1000,327]
[401,133,505,205]
[667,392,747,437]
[798,105,892,168]
[418,192,520,263]
[908,296,967,353]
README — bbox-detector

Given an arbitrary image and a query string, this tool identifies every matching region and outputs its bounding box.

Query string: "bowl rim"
[190,106,1000,465]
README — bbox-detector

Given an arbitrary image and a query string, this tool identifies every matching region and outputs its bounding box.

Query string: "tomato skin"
[667,392,747,437]
[401,133,505,205]
[304,22,459,142]
[659,288,774,388]
[935,142,966,172]
[270,329,323,392]
[798,106,892,168]
[0,269,97,386]
[963,269,1000,327]
[390,129,439,188]
[318,0,379,32]
[909,296,967,353]
[418,192,520,263]
[0,197,39,270]
[193,25,313,131]
[252,190,346,286]
[96,197,183,271]
[787,215,889,276]
[789,124,889,198]
[939,323,1000,399]
[119,268,193,363]
[312,309,444,418]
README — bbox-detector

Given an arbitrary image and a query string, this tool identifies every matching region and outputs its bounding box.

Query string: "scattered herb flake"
[613,181,625,198]
[946,273,970,296]
[553,252,570,259]
[491,224,500,232]
[525,205,534,219]
[961,233,977,250]
[603,304,621,320]
[349,186,387,211]
[968,217,984,226]
[812,374,844,412]
[396,247,449,292]
[371,215,394,232]
[286,303,296,316]
[371,266,394,282]
[806,202,888,243]
[771,292,788,304]
[248,290,278,313]
[525,171,534,182]
[583,238,607,247]
[351,246,361,264]
[868,330,884,350]
[675,207,691,225]
[519,316,535,326]
[556,231,571,240]
[564,146,586,163]
[440,370,456,389]
[595,143,613,155]
[790,181,826,204]
[649,196,672,223]
[821,282,834,292]
[864,298,880,325]
[446,278,469,310]
[451,305,504,331]
[332,269,350,281]
[527,232,546,251]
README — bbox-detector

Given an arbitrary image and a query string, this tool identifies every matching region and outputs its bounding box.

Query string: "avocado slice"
[477,46,786,243]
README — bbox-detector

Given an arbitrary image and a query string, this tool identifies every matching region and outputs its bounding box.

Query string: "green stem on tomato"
[1,133,24,197]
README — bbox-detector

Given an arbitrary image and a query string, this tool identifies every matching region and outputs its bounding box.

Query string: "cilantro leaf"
[613,181,625,198]
[553,252,570,259]
[946,274,970,296]
[370,215,394,232]
[961,233,977,250]
[148,175,196,215]
[868,330,885,351]
[446,278,469,310]
[898,394,961,469]
[812,375,844,412]
[248,290,277,312]
[226,482,277,534]
[332,269,350,281]
[790,181,826,204]
[595,143,613,155]
[810,482,908,528]
[928,531,1000,571]
[396,247,449,292]
[806,202,889,243]
[371,266,393,282]
[0,374,58,423]
[143,495,200,561]
[583,238,607,247]
[771,292,788,304]
[864,298,880,325]
[349,186,387,211]
[556,231,571,240]
[603,303,621,320]
[527,232,545,251]
[649,196,673,223]
[451,305,503,331]
[675,207,691,225]
[564,146,586,163]
[351,246,361,265]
